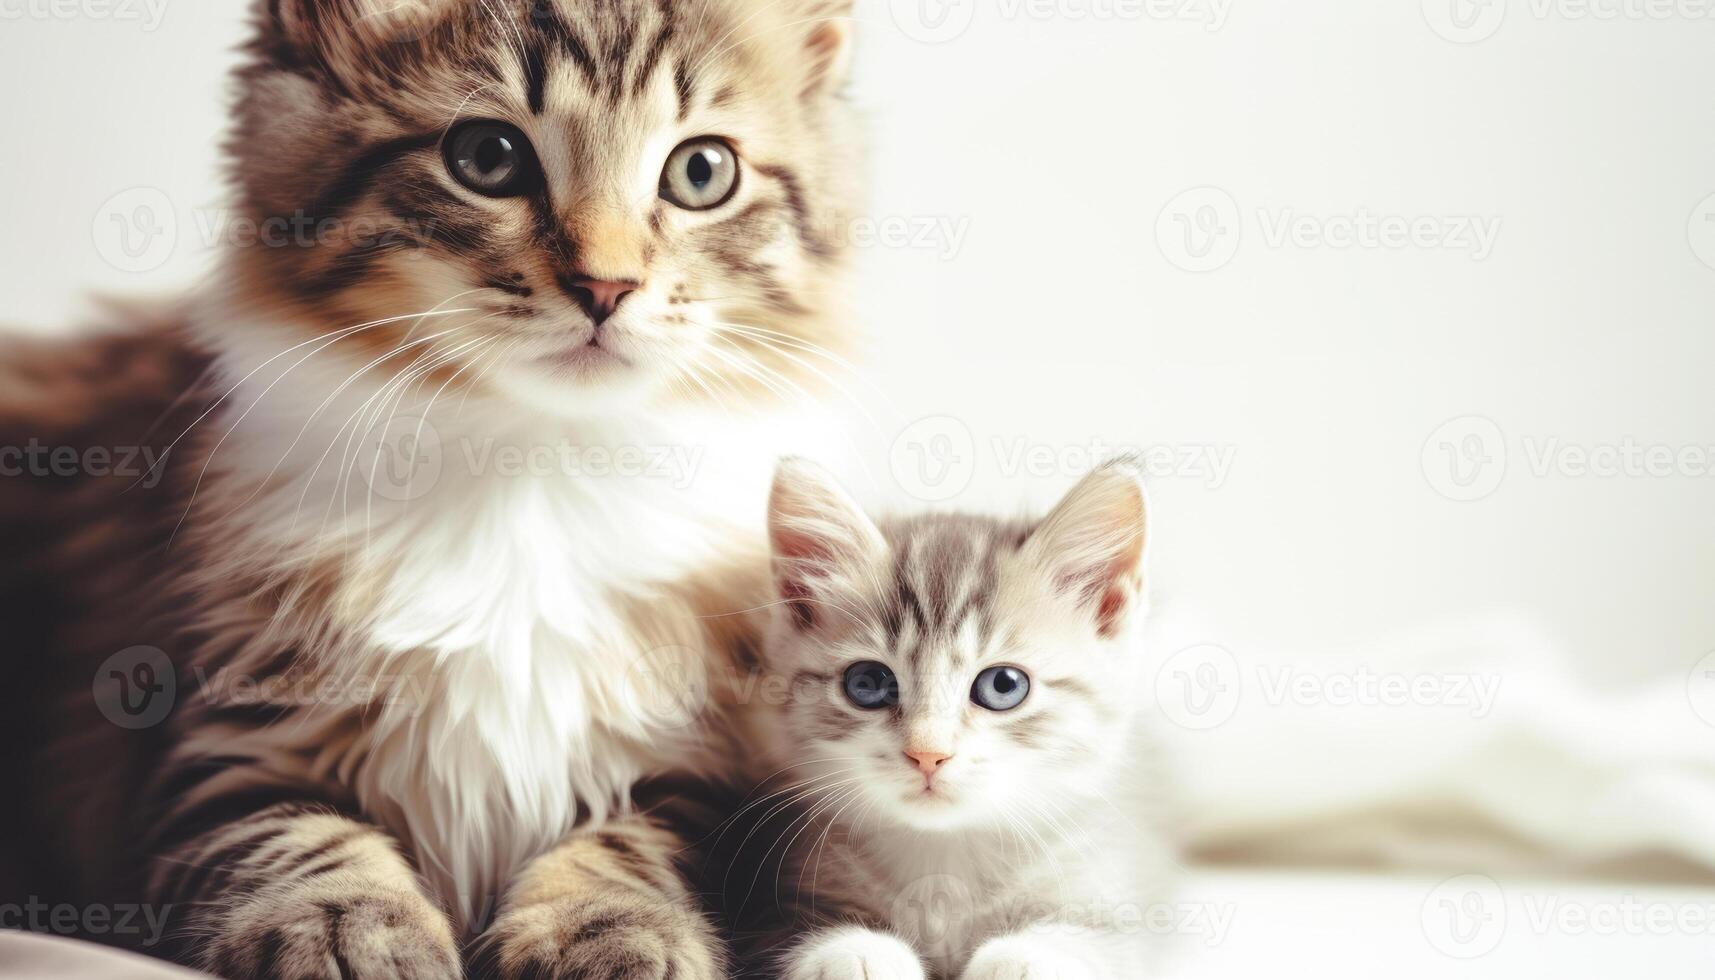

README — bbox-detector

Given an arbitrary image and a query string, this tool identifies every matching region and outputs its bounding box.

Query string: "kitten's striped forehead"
[256,0,760,135]
[878,514,1033,667]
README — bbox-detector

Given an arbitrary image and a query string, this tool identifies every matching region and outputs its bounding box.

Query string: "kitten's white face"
[761,460,1151,834]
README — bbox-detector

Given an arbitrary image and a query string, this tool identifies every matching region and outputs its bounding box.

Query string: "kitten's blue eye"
[972,666,1030,712]
[660,137,740,211]
[444,121,539,198]
[843,661,898,710]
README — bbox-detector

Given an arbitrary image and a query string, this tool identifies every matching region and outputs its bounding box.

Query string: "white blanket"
[1145,608,1715,879]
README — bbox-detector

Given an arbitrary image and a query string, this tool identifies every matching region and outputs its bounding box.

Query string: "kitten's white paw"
[960,934,1099,980]
[785,927,927,980]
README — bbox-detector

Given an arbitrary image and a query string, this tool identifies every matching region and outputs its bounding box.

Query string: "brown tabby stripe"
[674,59,697,119]
[302,132,440,228]
[750,162,834,260]
[471,803,725,980]
[529,4,598,88]
[158,804,459,978]
[878,514,1022,653]
[632,24,676,98]
[523,34,554,114]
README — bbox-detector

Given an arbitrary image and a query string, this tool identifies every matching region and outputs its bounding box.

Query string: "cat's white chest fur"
[204,321,796,926]
[341,415,775,926]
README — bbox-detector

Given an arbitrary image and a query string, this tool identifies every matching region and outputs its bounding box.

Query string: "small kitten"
[708,457,1173,979]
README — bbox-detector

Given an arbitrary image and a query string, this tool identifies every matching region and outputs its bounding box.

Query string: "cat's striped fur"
[696,459,1172,979]
[0,1,859,976]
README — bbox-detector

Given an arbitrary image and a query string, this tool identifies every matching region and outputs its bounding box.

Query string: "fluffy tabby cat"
[0,0,859,976]
[699,458,1171,979]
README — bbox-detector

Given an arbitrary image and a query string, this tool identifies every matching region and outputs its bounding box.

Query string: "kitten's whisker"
[326,332,468,542]
[162,309,481,543]
[362,334,493,547]
[710,321,872,384]
[708,327,880,427]
[697,337,803,406]
[723,772,862,857]
[798,780,868,908]
[1004,796,1068,883]
[711,769,861,855]
[142,305,482,496]
[742,781,861,919]
[273,327,467,531]
[718,775,864,901]
[339,331,488,551]
[781,783,865,919]
[455,336,524,418]
[289,323,468,535]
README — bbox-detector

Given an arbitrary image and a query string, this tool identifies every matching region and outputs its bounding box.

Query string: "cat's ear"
[781,0,856,99]
[768,457,885,631]
[1024,459,1149,638]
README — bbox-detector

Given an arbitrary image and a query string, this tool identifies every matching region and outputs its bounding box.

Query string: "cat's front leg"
[150,800,461,980]
[960,929,1135,980]
[472,812,723,980]
[781,926,928,980]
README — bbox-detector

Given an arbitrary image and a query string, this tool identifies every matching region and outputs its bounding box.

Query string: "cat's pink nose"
[905,749,952,777]
[567,277,638,326]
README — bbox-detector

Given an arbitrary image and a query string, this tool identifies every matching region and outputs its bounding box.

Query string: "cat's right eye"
[842,661,899,710]
[443,120,541,198]
[971,665,1030,712]
[659,137,740,211]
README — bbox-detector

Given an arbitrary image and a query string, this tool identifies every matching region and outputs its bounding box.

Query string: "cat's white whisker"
[286,324,469,534]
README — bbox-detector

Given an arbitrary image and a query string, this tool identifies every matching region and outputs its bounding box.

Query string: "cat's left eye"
[444,120,540,198]
[660,137,740,211]
[843,661,899,710]
[971,666,1030,712]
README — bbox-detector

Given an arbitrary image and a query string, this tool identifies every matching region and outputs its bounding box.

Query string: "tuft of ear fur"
[1024,459,1149,638]
[767,457,884,631]
[774,0,856,100]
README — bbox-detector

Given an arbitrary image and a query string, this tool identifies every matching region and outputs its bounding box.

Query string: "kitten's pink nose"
[567,277,638,326]
[905,749,952,777]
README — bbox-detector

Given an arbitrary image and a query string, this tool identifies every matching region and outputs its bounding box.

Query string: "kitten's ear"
[1024,459,1149,638]
[782,0,856,99]
[768,457,885,631]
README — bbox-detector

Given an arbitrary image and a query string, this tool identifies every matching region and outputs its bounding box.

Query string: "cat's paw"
[205,885,461,980]
[960,934,1097,980]
[784,927,926,980]
[473,895,722,980]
